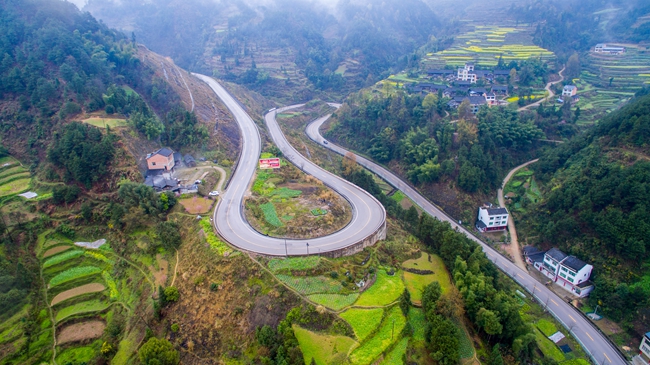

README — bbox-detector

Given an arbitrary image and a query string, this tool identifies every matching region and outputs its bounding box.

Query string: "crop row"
[49,266,102,288]
[43,250,84,268]
[199,218,232,255]
[268,256,321,272]
[260,202,283,227]
[349,306,407,365]
[276,274,343,295]
[308,293,359,311]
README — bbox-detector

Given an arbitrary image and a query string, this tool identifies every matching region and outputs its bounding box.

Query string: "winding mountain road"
[306,114,625,365]
[192,74,385,256]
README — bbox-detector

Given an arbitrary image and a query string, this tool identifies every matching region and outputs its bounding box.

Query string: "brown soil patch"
[57,320,106,345]
[150,254,169,288]
[43,245,72,258]
[51,283,106,306]
[179,196,214,214]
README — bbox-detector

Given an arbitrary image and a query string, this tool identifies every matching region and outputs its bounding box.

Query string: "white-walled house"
[562,85,577,96]
[457,63,478,83]
[476,206,508,232]
[639,332,650,362]
[533,247,594,297]
[594,43,626,55]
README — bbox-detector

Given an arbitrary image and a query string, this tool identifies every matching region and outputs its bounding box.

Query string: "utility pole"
[285,239,288,257]
[306,242,309,255]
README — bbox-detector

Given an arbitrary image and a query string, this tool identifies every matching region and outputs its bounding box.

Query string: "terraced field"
[583,46,650,90]
[0,157,31,198]
[423,25,555,68]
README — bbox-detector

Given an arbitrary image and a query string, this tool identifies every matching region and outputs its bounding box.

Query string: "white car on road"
[209,191,219,196]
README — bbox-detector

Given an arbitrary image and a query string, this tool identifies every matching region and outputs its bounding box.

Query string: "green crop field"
[0,178,30,197]
[534,329,565,362]
[340,308,384,342]
[349,306,407,364]
[268,256,321,272]
[423,25,555,68]
[49,266,102,288]
[43,250,84,268]
[559,359,590,365]
[380,337,409,365]
[536,319,559,337]
[390,191,406,204]
[293,325,357,365]
[276,275,343,295]
[55,343,98,364]
[55,299,110,322]
[356,270,405,306]
[403,272,436,303]
[199,217,232,255]
[408,308,426,342]
[308,293,359,310]
[260,202,283,227]
[457,321,475,359]
[82,117,128,128]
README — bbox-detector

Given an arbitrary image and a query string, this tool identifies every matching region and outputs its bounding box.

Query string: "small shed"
[184,155,196,167]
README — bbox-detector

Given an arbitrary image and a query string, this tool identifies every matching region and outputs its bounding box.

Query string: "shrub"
[164,286,179,303]
[170,323,179,333]
[138,337,179,365]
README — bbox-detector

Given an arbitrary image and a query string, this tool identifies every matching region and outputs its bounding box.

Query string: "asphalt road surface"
[192,74,385,256]
[306,111,626,365]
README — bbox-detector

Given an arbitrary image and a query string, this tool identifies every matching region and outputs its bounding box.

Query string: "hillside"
[84,0,444,101]
[518,93,650,333]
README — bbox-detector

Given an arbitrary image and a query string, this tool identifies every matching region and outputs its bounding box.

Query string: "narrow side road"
[497,159,539,271]
[306,113,625,365]
[518,67,565,112]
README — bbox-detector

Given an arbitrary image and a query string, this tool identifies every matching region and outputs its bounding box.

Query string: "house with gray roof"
[534,247,594,297]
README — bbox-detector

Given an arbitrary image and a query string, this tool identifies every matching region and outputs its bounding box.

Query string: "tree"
[565,53,581,79]
[477,308,503,339]
[458,100,473,121]
[399,288,411,316]
[422,282,442,316]
[488,344,504,365]
[156,221,182,249]
[342,152,359,177]
[427,315,460,365]
[509,68,517,84]
[138,337,179,365]
[163,286,179,303]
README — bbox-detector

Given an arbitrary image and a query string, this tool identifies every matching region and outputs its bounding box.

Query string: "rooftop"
[481,206,508,215]
[576,281,594,288]
[523,246,543,256]
[546,247,568,262]
[562,256,589,271]
[564,85,577,90]
[152,147,174,157]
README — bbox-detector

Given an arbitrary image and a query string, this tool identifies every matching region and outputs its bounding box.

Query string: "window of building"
[560,273,566,278]
[152,162,156,166]
[502,221,506,225]
[489,222,493,226]
[490,217,494,220]
[561,267,567,272]
[568,271,575,277]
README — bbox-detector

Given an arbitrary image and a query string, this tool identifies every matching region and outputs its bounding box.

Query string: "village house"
[475,205,509,232]
[594,43,626,55]
[427,69,455,80]
[146,147,176,172]
[491,85,509,95]
[457,63,477,83]
[534,247,594,297]
[485,92,497,105]
[562,85,577,97]
[523,246,545,265]
[448,96,487,114]
[184,154,196,167]
[639,332,650,363]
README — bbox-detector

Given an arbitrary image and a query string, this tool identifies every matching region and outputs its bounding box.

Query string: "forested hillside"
[519,92,650,332]
[84,0,444,100]
[324,90,546,219]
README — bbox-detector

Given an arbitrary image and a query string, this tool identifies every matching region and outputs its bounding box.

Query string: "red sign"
[259,158,281,169]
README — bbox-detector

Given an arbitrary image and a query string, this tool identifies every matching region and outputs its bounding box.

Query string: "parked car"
[194,180,202,185]
[323,140,328,145]
[209,191,219,196]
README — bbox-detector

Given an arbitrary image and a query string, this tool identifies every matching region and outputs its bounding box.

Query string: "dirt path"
[518,67,565,112]
[497,159,539,271]
[181,165,227,191]
[171,249,179,286]
[40,259,58,364]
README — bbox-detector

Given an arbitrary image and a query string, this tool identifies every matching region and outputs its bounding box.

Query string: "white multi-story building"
[476,206,508,232]
[457,63,478,83]
[534,247,594,297]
